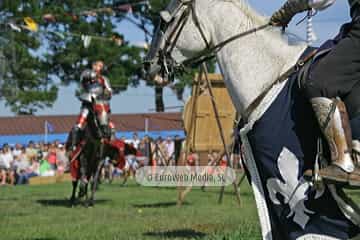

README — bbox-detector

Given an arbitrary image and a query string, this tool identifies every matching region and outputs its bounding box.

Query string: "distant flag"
[23,17,38,32]
[45,121,54,133]
[116,4,133,13]
[81,35,92,48]
[82,10,98,17]
[64,13,79,22]
[8,22,21,32]
[42,14,56,22]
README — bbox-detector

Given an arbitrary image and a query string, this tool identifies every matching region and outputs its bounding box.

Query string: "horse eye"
[159,20,168,31]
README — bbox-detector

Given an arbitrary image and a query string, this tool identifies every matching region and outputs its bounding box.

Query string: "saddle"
[297,45,334,93]
[297,20,353,91]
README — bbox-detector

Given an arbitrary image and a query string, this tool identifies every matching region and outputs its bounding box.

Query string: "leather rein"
[163,1,271,68]
[162,0,317,122]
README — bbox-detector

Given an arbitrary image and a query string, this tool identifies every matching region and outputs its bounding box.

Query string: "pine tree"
[0,0,144,114]
[0,0,213,114]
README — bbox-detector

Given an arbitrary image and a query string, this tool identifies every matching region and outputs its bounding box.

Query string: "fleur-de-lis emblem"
[266,148,323,229]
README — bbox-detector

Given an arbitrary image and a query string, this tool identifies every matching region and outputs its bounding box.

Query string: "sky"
[0,0,350,116]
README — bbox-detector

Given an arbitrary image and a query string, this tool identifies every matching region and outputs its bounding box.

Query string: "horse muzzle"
[143,60,161,80]
[143,59,169,86]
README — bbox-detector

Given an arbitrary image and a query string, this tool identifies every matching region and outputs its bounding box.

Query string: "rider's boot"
[349,140,360,186]
[310,97,360,186]
[70,126,82,150]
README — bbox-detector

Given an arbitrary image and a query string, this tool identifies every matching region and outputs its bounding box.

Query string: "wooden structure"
[29,173,72,185]
[182,73,237,165]
[178,70,242,206]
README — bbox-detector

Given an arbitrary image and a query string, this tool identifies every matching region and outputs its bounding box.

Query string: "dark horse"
[66,100,124,207]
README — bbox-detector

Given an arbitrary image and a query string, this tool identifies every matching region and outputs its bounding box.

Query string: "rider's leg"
[310,98,355,183]
[72,107,90,184]
[304,17,360,184]
[70,107,89,149]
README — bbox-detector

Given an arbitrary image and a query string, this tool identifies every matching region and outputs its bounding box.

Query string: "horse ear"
[160,11,172,23]
[161,0,191,23]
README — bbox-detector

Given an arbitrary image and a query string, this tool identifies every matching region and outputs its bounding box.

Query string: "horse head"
[144,0,307,115]
[143,0,211,85]
[90,102,111,140]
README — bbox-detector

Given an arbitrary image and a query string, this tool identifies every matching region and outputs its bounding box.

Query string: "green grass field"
[0,180,359,240]
[0,180,261,240]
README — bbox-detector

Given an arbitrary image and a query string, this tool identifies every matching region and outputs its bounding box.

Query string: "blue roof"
[0,130,185,147]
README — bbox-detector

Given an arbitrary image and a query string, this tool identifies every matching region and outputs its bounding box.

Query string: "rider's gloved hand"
[269,10,293,27]
[269,0,310,27]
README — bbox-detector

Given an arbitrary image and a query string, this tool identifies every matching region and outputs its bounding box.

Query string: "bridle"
[149,0,313,121]
[156,0,209,77]
[151,0,193,81]
[151,0,270,79]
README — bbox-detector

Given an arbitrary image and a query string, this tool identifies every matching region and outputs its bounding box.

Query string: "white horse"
[144,0,360,239]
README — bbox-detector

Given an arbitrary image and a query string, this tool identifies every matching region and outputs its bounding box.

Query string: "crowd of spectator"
[0,132,243,186]
[0,133,184,186]
[0,140,69,186]
[106,133,183,181]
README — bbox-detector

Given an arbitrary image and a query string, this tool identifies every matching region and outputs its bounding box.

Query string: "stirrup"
[304,138,325,190]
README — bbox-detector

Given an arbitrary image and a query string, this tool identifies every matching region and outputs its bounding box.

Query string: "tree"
[131,0,212,112]
[0,0,213,114]
[0,0,145,114]
[129,0,169,112]
[131,0,216,111]
[0,1,58,114]
[44,1,145,93]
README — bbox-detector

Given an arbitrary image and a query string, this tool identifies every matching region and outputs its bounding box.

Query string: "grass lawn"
[0,180,261,240]
[0,179,359,240]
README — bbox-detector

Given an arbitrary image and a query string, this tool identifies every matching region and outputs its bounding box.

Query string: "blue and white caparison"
[144,0,360,239]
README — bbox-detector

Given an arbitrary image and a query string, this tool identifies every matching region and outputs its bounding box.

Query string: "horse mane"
[217,0,304,46]
[221,0,268,26]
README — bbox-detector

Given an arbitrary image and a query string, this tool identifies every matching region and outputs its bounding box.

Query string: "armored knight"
[270,0,360,186]
[70,61,116,149]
